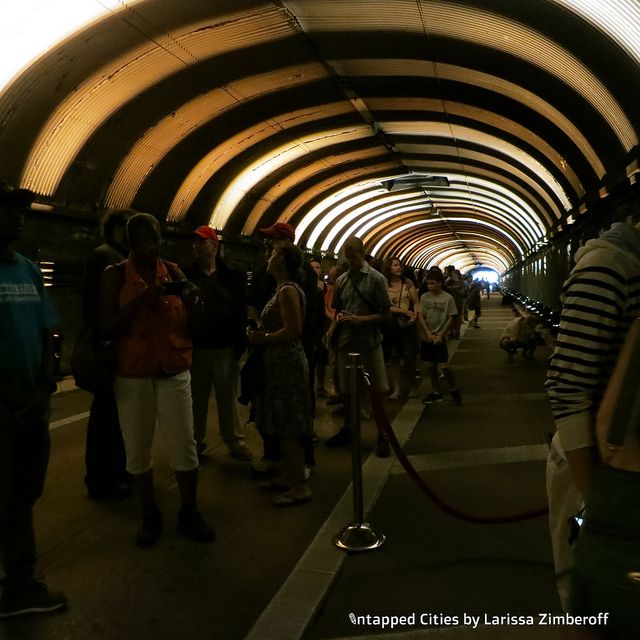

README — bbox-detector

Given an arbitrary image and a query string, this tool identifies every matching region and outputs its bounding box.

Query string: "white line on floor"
[245,331,467,640]
[391,444,548,475]
[49,411,90,431]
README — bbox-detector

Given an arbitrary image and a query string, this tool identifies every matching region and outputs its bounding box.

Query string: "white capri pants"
[114,370,199,475]
[546,432,584,612]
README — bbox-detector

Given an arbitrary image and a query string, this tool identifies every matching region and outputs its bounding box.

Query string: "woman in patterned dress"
[247,243,313,506]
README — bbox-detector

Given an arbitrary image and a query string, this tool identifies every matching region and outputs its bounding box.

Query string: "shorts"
[382,321,419,361]
[420,341,449,364]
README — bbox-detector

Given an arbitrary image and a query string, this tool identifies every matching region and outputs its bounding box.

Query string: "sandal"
[259,478,291,491]
[272,491,312,507]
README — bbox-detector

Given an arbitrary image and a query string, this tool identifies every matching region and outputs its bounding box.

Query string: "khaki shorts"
[337,345,389,395]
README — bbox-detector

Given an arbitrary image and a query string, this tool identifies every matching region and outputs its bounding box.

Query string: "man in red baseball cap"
[193,225,219,242]
[258,222,295,242]
[185,225,252,463]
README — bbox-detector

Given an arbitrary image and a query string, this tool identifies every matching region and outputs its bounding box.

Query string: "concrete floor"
[2,297,568,640]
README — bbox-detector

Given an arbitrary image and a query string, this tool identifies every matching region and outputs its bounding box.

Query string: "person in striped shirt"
[545,220,640,611]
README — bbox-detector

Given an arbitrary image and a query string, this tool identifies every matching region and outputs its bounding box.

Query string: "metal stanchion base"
[334,523,386,552]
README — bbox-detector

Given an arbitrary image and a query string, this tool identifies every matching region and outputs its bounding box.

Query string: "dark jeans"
[0,407,51,595]
[85,385,129,496]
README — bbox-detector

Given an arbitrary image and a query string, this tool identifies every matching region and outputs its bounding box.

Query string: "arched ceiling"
[1,0,639,272]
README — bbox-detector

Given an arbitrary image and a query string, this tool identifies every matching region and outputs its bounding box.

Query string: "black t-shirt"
[184,264,246,351]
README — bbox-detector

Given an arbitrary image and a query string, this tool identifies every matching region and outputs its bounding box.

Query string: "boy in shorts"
[417,269,462,405]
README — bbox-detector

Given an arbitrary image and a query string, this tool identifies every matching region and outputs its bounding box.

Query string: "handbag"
[595,317,640,472]
[71,262,125,393]
[71,328,117,393]
[238,347,263,405]
[569,317,640,635]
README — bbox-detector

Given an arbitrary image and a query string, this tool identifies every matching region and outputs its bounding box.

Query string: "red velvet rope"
[363,372,549,525]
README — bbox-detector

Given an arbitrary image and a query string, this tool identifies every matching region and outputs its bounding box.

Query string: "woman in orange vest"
[100,213,214,547]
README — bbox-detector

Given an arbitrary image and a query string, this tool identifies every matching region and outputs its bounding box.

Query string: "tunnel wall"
[502,183,640,310]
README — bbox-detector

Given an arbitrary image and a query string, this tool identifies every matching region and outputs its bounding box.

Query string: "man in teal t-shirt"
[0,183,66,618]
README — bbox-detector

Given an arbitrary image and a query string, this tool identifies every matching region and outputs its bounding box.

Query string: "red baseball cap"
[193,225,219,241]
[258,222,295,242]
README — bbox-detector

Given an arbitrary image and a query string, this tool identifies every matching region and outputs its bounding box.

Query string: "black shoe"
[87,482,132,501]
[325,427,351,447]
[0,581,67,618]
[375,435,391,458]
[422,392,443,404]
[177,507,216,543]
[451,389,463,405]
[136,506,163,548]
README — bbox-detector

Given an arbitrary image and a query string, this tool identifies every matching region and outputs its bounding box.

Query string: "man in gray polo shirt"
[325,236,391,457]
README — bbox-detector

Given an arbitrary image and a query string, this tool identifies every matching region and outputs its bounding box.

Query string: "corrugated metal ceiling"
[1,0,639,271]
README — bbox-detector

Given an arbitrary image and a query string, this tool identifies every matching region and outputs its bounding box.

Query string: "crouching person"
[499,315,539,361]
[99,213,214,548]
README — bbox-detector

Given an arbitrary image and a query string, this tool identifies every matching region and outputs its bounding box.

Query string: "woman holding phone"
[99,213,214,547]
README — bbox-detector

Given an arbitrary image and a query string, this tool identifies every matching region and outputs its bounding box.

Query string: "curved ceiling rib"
[1,0,639,276]
[331,60,607,179]
[286,0,637,150]
[20,6,297,195]
[105,62,330,209]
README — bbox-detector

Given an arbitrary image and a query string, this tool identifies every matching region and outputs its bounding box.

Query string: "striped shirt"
[546,235,640,452]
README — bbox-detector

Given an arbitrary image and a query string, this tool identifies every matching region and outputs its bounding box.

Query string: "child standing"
[417,269,463,405]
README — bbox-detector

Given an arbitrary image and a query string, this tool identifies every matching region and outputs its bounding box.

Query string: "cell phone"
[162,281,186,296]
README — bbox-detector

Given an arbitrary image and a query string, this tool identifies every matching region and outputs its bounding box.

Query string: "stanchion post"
[334,352,386,552]
[350,351,364,526]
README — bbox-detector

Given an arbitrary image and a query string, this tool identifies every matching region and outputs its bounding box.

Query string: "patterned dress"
[256,282,313,437]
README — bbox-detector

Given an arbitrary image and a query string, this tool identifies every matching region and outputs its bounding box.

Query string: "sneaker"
[422,392,444,404]
[0,581,67,618]
[375,435,391,458]
[228,442,253,461]
[251,457,279,473]
[325,427,351,447]
[136,506,163,548]
[451,389,463,405]
[177,507,216,543]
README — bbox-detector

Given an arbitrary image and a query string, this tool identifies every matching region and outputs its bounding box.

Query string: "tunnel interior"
[1,0,640,340]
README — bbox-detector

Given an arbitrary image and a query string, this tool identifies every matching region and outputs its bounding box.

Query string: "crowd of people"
[5,182,637,635]
[0,190,500,617]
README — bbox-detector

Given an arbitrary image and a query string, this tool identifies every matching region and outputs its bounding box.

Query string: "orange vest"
[117,259,192,377]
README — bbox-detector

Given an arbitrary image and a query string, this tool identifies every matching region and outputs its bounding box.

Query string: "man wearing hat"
[185,225,252,461]
[0,183,67,617]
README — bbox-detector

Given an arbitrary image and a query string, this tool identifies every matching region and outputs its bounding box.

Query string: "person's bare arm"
[248,285,302,345]
[99,266,162,339]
